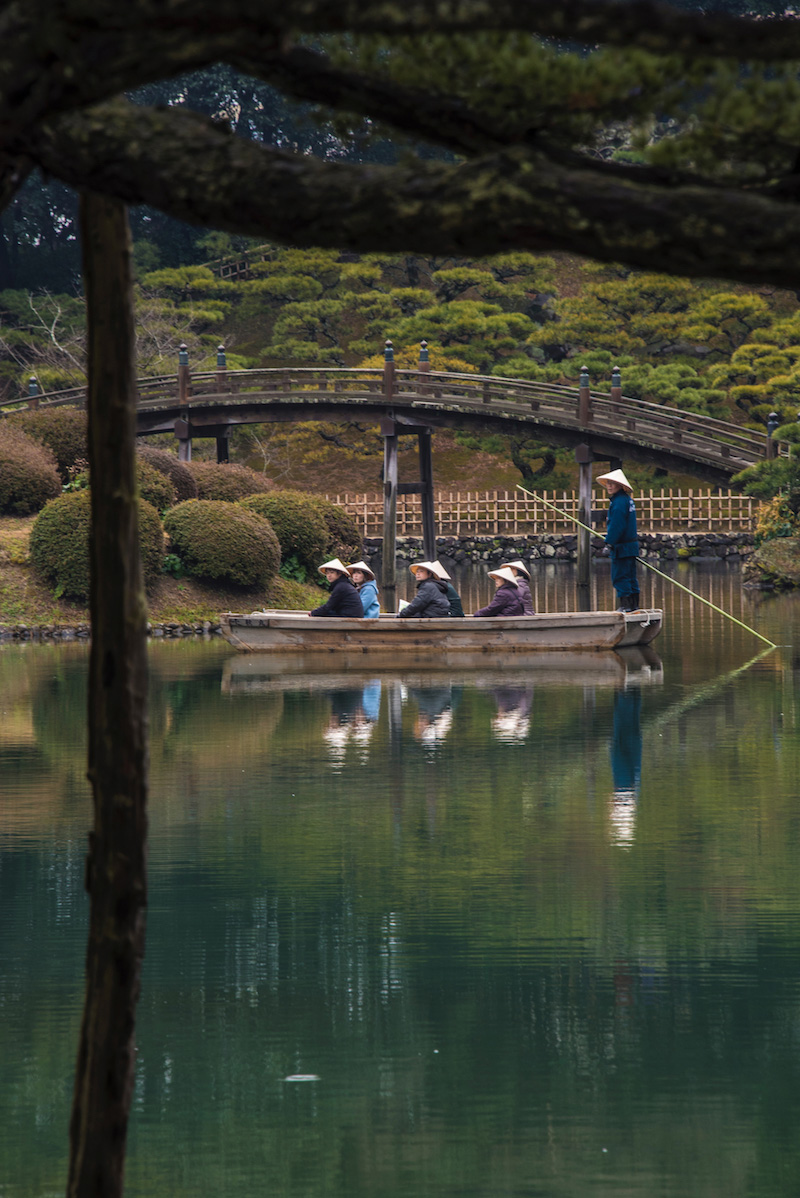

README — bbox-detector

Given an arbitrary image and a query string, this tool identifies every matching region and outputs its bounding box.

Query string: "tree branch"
[24,99,800,289]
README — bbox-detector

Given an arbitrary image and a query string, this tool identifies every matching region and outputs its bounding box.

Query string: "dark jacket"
[514,576,534,615]
[605,491,639,558]
[474,582,525,618]
[445,582,464,618]
[399,577,450,618]
[310,574,364,617]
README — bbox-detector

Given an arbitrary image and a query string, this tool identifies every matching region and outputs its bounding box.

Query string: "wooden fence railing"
[324,489,759,537]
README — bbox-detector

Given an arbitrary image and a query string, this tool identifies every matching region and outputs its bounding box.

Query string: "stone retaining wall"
[362,531,753,566]
[0,621,224,643]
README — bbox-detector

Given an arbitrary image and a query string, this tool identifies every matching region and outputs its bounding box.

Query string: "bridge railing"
[326,488,759,538]
[5,360,782,472]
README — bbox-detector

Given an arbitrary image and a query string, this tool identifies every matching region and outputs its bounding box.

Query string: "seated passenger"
[397,562,450,618]
[309,558,364,617]
[429,561,464,617]
[473,567,525,617]
[347,560,380,618]
[500,559,534,614]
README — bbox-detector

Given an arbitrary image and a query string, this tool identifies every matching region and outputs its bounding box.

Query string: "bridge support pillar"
[174,417,191,462]
[576,444,593,609]
[418,430,436,560]
[382,419,399,612]
[216,431,230,463]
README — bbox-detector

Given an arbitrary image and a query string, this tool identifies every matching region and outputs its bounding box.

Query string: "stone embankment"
[362,531,753,566]
[0,621,224,643]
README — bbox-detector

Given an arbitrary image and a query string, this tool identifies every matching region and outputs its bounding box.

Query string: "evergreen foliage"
[163,499,281,587]
[0,425,62,514]
[7,407,88,482]
[29,490,164,598]
[138,445,198,501]
[314,497,363,562]
[240,491,330,573]
[136,457,177,513]
[187,461,272,502]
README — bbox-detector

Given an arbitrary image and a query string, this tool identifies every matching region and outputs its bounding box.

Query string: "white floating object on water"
[284,1074,320,1082]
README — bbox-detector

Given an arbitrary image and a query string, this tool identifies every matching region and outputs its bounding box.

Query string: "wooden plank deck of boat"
[221,609,663,654]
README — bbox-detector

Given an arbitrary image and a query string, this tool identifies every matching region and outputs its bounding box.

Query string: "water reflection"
[4,565,800,1198]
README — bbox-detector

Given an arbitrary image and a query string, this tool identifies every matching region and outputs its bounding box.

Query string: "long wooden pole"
[516,483,777,649]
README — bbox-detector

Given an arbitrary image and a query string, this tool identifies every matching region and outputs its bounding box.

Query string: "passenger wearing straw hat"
[596,469,641,613]
[473,567,526,617]
[310,559,364,617]
[398,562,450,618]
[429,561,465,618]
[500,560,534,615]
[347,561,380,618]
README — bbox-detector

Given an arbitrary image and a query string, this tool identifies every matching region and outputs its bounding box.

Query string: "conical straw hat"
[428,561,451,580]
[409,561,438,577]
[346,560,376,581]
[501,559,530,579]
[318,558,349,575]
[488,567,519,586]
[596,468,633,493]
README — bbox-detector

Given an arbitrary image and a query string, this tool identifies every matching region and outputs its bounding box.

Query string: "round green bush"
[188,461,272,503]
[315,497,363,562]
[9,408,88,482]
[136,457,177,512]
[138,445,198,501]
[164,500,280,588]
[240,490,330,572]
[30,489,164,599]
[0,424,62,514]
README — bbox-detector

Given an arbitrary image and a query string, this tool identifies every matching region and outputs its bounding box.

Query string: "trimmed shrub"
[136,457,177,512]
[315,497,363,561]
[164,500,280,588]
[188,461,272,503]
[30,489,164,599]
[0,424,62,514]
[240,490,330,573]
[138,445,198,501]
[9,408,88,482]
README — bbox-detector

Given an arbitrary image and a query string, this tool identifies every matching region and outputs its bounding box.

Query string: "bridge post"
[766,411,779,459]
[575,444,593,606]
[216,430,230,463]
[174,417,192,462]
[418,429,436,560]
[578,366,592,426]
[215,344,227,393]
[417,340,431,397]
[382,416,399,612]
[610,366,622,405]
[178,343,190,405]
[383,338,394,402]
[27,376,39,410]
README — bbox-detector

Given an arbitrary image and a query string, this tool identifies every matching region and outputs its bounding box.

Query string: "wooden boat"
[220,608,663,655]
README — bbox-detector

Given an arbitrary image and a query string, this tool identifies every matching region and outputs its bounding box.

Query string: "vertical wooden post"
[215,431,230,463]
[382,418,398,612]
[27,375,39,409]
[576,445,593,609]
[610,365,622,406]
[383,338,395,402]
[178,342,190,405]
[68,192,148,1198]
[418,428,436,560]
[174,417,191,462]
[578,365,591,426]
[215,343,227,393]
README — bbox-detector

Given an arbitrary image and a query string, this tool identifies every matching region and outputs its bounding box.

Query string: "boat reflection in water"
[221,646,662,763]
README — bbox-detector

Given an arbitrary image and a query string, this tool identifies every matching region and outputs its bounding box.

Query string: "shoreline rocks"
[0,621,224,643]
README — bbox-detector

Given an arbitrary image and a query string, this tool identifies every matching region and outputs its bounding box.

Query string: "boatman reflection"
[608,687,642,848]
[491,686,533,742]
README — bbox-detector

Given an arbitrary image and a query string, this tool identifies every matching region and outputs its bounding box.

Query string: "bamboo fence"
[323,488,758,537]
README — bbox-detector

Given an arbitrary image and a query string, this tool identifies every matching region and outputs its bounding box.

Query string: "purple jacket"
[474,582,525,618]
[515,576,534,615]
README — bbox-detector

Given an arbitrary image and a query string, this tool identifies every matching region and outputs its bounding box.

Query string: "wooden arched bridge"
[11,345,779,598]
[14,352,777,486]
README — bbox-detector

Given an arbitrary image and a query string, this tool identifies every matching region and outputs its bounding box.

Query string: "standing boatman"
[596,469,640,612]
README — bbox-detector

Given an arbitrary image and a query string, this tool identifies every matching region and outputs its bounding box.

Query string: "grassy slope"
[0,516,327,624]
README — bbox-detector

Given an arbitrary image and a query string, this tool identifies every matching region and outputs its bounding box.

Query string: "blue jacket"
[310,574,364,617]
[605,491,639,558]
[357,578,380,618]
[474,582,525,618]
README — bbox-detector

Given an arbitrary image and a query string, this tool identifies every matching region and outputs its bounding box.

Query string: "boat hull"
[220,610,663,654]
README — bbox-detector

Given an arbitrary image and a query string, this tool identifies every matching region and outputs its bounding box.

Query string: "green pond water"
[2,561,800,1197]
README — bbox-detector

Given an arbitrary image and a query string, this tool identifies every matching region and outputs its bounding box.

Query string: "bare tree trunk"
[67,192,148,1198]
